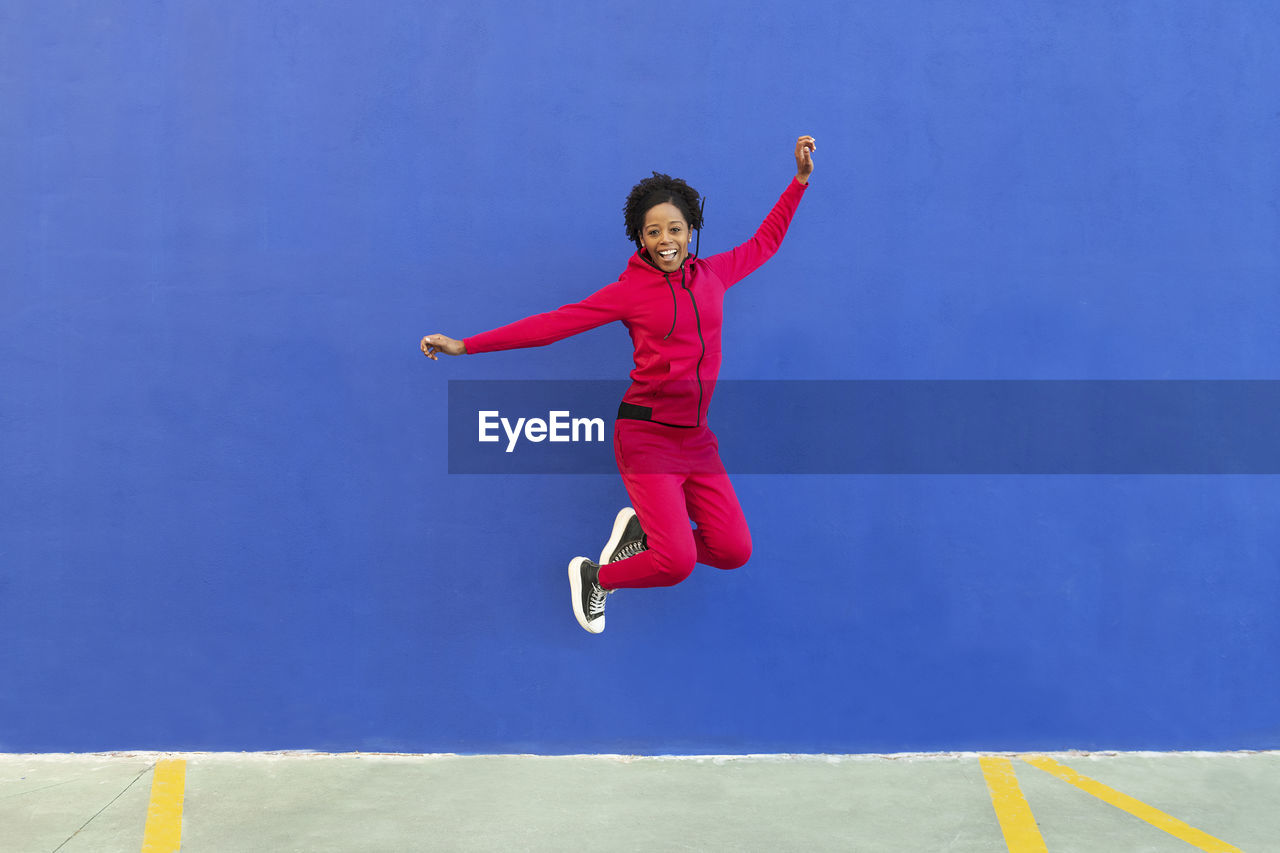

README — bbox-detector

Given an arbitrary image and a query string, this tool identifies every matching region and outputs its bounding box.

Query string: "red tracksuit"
[464,177,808,588]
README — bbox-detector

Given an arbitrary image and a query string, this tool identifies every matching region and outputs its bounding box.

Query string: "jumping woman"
[422,135,815,634]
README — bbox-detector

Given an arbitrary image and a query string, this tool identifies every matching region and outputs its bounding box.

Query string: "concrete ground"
[2,752,1276,852]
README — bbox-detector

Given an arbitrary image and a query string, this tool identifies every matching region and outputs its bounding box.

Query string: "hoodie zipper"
[652,255,706,427]
[681,265,706,426]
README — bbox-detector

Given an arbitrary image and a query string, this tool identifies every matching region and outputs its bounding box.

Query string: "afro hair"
[623,172,703,247]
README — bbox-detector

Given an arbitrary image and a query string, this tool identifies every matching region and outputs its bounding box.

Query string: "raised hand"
[794,135,816,184]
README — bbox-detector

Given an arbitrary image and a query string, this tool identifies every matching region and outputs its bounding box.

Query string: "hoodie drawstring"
[663,271,678,339]
[651,194,705,342]
[693,195,704,259]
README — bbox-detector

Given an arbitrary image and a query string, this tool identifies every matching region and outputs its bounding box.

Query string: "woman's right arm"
[421,279,628,360]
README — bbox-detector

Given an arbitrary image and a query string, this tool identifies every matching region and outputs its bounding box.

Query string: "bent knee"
[707,535,752,571]
[649,542,696,586]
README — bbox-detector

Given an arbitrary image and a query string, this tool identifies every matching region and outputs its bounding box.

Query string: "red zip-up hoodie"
[463,177,808,426]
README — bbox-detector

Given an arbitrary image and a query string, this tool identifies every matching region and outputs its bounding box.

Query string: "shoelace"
[614,538,647,561]
[587,584,608,617]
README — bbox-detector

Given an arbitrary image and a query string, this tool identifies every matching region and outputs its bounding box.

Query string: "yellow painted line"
[979,756,1049,853]
[141,759,187,853]
[1022,755,1241,853]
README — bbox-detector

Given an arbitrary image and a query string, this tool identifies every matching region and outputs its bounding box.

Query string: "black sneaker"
[600,507,647,565]
[569,557,609,634]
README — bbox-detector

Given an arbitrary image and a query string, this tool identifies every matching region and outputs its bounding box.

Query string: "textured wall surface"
[2,1,1278,753]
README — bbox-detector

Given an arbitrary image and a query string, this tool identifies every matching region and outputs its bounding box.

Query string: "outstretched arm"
[703,134,815,289]
[420,279,630,361]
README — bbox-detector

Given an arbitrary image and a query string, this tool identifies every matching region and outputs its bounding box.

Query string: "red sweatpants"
[596,418,752,589]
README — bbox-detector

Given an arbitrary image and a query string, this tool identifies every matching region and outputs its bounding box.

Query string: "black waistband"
[617,401,697,428]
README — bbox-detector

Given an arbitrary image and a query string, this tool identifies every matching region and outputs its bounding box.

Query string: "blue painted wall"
[3,1,1278,753]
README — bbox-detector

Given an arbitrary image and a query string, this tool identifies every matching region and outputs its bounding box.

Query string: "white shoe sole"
[568,557,603,634]
[599,507,637,566]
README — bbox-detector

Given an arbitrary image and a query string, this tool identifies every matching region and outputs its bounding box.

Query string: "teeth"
[659,250,677,258]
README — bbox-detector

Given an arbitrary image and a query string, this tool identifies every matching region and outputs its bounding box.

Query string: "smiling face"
[640,202,691,272]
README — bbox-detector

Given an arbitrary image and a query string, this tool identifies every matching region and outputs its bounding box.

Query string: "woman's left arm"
[703,135,815,288]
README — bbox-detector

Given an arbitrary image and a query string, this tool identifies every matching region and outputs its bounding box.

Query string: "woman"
[423,135,815,634]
